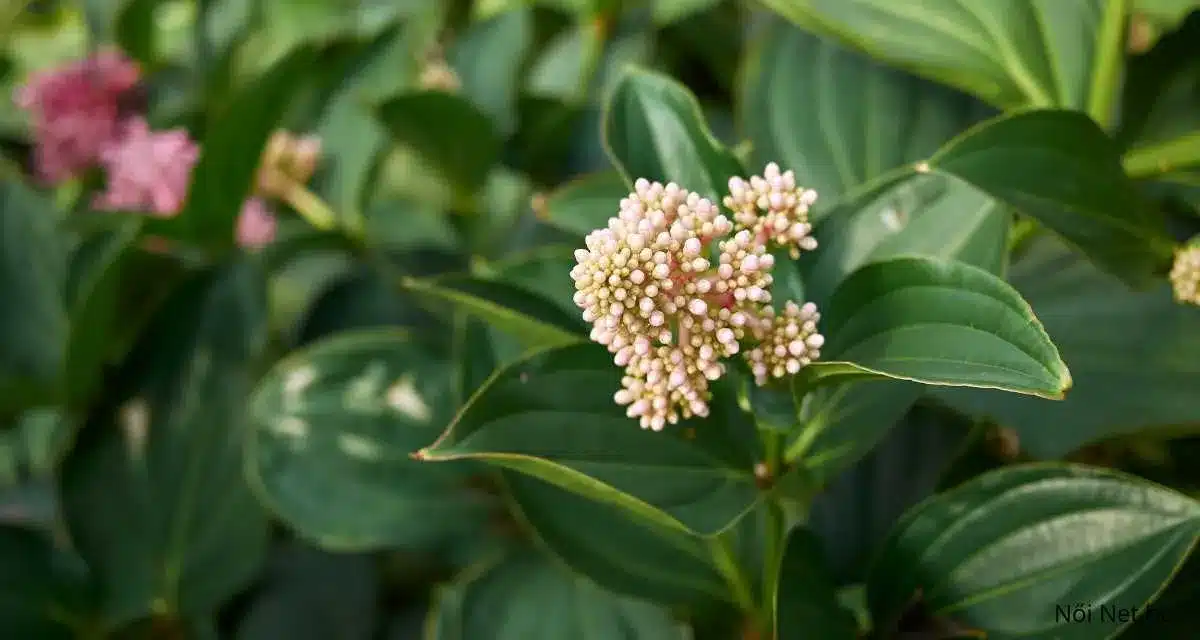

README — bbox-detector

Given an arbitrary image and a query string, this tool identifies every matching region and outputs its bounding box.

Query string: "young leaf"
[377,92,501,200]
[774,528,858,639]
[247,330,493,551]
[167,45,318,246]
[812,256,1071,399]
[866,464,1200,639]
[937,235,1200,458]
[758,0,1105,110]
[927,109,1174,285]
[602,67,744,206]
[0,180,67,415]
[539,171,629,237]
[402,274,586,351]
[739,18,987,215]
[59,260,270,625]
[417,343,761,536]
[428,551,686,640]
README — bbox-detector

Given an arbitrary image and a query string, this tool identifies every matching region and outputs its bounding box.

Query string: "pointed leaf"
[247,330,493,551]
[867,464,1200,639]
[418,342,761,536]
[602,67,743,206]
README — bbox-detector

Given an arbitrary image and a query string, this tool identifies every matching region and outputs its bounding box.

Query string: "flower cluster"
[571,163,824,430]
[1170,243,1200,307]
[13,50,328,250]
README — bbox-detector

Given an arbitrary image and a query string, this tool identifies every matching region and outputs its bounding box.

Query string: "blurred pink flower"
[236,198,277,249]
[14,48,140,183]
[93,117,199,216]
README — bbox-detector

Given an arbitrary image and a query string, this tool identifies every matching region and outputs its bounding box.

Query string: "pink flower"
[236,198,277,249]
[93,117,198,216]
[14,49,140,183]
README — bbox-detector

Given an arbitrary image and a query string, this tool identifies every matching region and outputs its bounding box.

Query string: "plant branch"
[1123,129,1200,179]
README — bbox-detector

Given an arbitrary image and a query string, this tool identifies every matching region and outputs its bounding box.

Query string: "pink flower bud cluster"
[14,49,140,183]
[570,163,824,431]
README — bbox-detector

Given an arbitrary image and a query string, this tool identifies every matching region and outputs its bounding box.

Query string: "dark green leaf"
[59,260,270,624]
[418,342,761,536]
[427,551,686,640]
[539,171,628,237]
[774,528,858,639]
[450,8,533,135]
[0,525,94,639]
[378,92,501,200]
[937,235,1200,458]
[247,330,493,551]
[928,109,1174,285]
[602,67,743,206]
[867,464,1200,639]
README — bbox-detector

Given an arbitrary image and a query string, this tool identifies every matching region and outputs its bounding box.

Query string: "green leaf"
[739,17,987,216]
[927,109,1173,285]
[758,0,1105,110]
[401,275,586,352]
[377,92,502,201]
[428,551,686,640]
[652,0,723,24]
[504,472,730,607]
[1132,0,1200,49]
[0,524,94,639]
[450,7,533,135]
[166,45,318,247]
[539,171,628,237]
[0,179,67,415]
[602,67,744,206]
[247,330,492,551]
[59,260,270,624]
[814,256,1070,398]
[235,541,379,640]
[418,342,761,536]
[774,528,858,639]
[866,464,1200,639]
[936,235,1200,458]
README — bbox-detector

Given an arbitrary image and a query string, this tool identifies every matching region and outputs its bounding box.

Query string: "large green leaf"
[401,274,586,352]
[813,256,1070,398]
[602,67,744,206]
[0,525,94,638]
[59,261,270,625]
[418,343,761,536]
[504,472,730,608]
[0,179,67,415]
[867,464,1200,640]
[739,17,987,216]
[163,45,318,246]
[937,235,1200,458]
[428,551,686,640]
[758,0,1106,110]
[247,330,493,551]
[774,528,858,639]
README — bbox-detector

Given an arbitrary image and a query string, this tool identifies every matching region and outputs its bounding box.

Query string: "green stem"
[709,532,759,623]
[761,498,787,635]
[1123,129,1200,179]
[283,184,339,231]
[1087,0,1128,130]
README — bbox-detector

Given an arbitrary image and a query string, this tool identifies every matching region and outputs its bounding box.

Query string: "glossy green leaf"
[774,528,858,639]
[59,261,270,624]
[0,179,67,414]
[167,45,318,246]
[0,525,94,639]
[867,464,1200,640]
[428,551,686,640]
[759,0,1104,110]
[377,92,501,200]
[418,342,761,536]
[937,235,1200,458]
[504,472,730,607]
[451,7,533,135]
[816,256,1070,398]
[602,67,744,206]
[539,171,628,237]
[739,17,986,216]
[402,275,586,352]
[927,109,1173,285]
[247,330,493,551]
